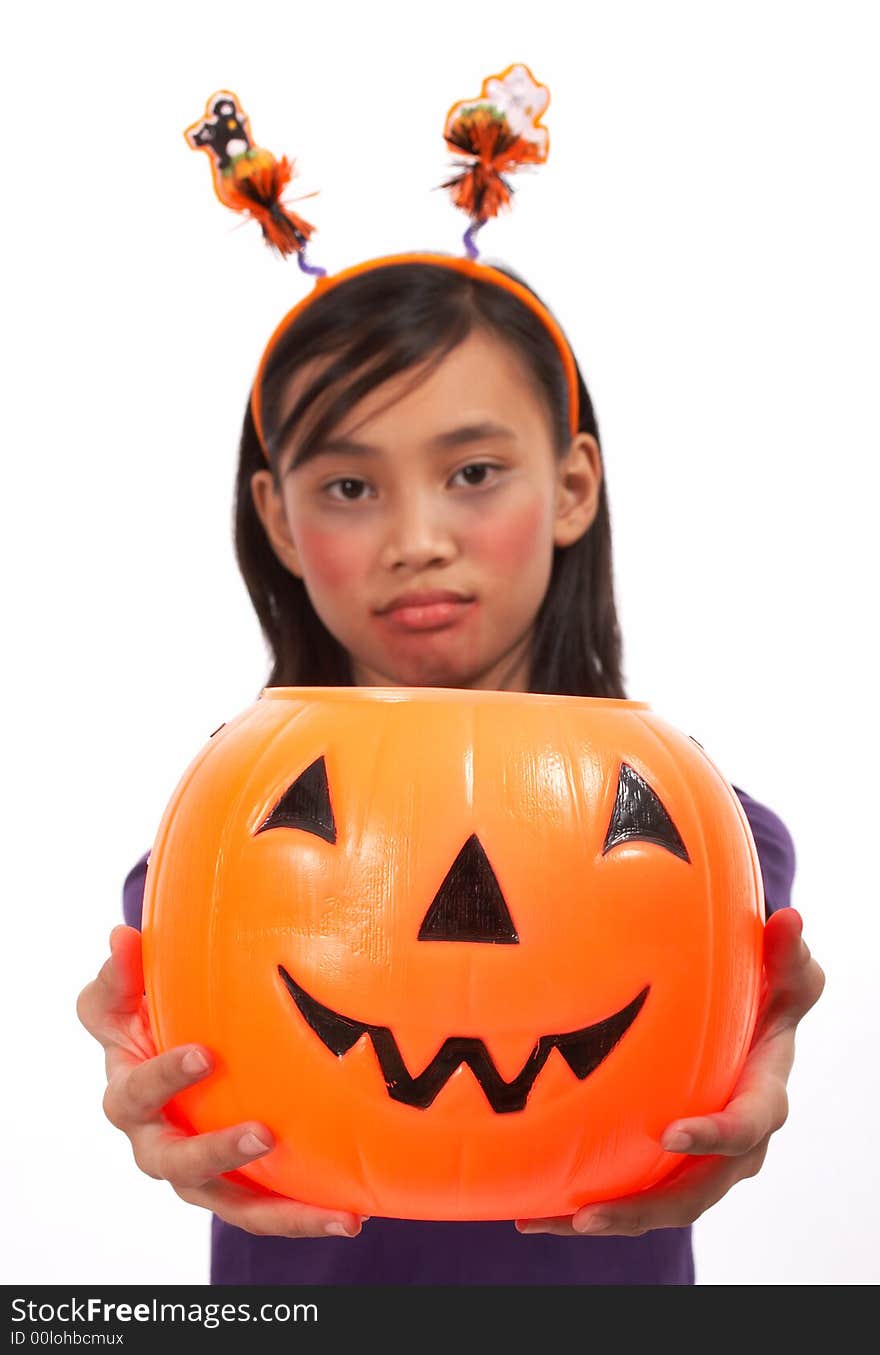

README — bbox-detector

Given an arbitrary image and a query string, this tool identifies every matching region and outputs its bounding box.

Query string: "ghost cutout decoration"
[142,688,765,1220]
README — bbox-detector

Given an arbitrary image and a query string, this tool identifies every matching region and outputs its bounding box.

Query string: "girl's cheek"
[293,522,367,590]
[469,499,547,567]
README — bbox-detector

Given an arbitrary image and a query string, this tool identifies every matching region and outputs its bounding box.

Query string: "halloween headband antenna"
[183,90,326,276]
[184,68,579,451]
[439,62,551,260]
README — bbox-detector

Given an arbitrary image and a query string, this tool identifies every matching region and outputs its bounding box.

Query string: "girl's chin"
[357,650,478,689]
[383,665,471,689]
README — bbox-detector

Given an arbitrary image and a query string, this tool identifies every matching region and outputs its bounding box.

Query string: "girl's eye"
[324,476,369,502]
[452,462,499,488]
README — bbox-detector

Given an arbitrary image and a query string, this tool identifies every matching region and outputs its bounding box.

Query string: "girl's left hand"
[515,907,825,1238]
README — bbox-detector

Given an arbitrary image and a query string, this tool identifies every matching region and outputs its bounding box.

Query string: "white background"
[3,0,877,1285]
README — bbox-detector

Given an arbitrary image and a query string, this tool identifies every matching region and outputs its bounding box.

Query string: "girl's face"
[252,328,602,690]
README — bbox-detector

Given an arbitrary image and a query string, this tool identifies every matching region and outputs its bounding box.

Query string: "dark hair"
[234,259,629,699]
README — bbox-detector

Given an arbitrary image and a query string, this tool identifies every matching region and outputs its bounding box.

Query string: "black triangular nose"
[417,834,519,943]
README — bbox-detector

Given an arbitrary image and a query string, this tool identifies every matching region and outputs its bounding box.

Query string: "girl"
[77,260,824,1285]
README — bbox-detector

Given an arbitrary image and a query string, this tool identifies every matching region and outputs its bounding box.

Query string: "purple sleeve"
[122,850,150,931]
[730,785,797,916]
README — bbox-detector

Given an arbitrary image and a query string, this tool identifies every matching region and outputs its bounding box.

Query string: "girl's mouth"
[376,599,476,632]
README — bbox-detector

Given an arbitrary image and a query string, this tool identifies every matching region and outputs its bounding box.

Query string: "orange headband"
[185,66,580,464]
[249,252,580,462]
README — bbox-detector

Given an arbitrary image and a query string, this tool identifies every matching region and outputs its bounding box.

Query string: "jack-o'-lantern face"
[143,689,764,1221]
[269,755,661,1114]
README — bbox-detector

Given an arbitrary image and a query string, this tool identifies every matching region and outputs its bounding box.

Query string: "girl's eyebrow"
[299,420,517,467]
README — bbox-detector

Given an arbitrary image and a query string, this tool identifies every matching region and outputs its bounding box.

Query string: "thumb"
[77,926,145,1042]
[760,907,824,1030]
[763,907,806,982]
[108,924,145,1002]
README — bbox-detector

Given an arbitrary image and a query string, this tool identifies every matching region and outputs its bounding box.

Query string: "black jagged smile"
[278,965,649,1114]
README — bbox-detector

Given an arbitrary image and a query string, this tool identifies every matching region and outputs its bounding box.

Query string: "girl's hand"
[515,907,825,1237]
[76,925,367,1240]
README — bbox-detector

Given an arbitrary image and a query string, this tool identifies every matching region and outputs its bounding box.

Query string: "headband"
[184,65,581,462]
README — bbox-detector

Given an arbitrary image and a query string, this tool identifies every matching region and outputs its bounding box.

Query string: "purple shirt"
[123,782,795,1286]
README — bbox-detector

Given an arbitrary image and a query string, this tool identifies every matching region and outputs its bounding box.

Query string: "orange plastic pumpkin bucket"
[142,687,764,1220]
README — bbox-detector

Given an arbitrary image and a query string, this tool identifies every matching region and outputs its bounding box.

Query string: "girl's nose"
[379,493,457,571]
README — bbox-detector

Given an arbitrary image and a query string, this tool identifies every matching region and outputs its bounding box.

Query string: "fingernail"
[237,1131,271,1156]
[573,1211,610,1234]
[325,1221,358,1237]
[182,1049,210,1076]
[662,1131,693,1152]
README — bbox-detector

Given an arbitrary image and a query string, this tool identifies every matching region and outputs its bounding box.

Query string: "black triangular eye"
[254,755,337,844]
[418,834,519,943]
[602,763,690,863]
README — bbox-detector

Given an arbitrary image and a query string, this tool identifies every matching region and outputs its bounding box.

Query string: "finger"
[175,1174,367,1239]
[135,1119,277,1189]
[515,1214,586,1237]
[661,1061,790,1156]
[519,1143,768,1237]
[76,927,144,1042]
[103,1044,214,1129]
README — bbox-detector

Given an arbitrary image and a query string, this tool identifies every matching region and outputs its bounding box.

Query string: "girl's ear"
[250,469,304,579]
[553,434,603,549]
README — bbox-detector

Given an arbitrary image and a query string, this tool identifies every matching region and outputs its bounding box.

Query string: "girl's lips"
[376,598,476,632]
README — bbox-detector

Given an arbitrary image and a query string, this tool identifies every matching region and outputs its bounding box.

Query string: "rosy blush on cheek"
[293,523,366,591]
[470,498,548,570]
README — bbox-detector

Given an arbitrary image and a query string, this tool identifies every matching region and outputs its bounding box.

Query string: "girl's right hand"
[76,924,367,1240]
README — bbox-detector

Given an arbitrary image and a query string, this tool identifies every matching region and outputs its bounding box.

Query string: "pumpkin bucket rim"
[259,686,651,710]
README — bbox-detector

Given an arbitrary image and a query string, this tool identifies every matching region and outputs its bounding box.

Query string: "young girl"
[77,259,824,1285]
